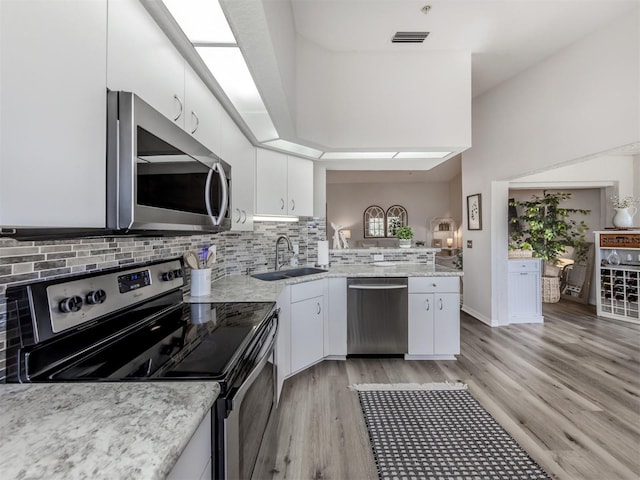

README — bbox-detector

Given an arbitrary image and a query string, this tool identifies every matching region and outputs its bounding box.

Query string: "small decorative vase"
[399,239,411,248]
[612,206,637,228]
[607,249,621,266]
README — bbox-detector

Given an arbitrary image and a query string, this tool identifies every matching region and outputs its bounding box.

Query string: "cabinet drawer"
[508,259,541,273]
[408,277,459,293]
[291,279,324,303]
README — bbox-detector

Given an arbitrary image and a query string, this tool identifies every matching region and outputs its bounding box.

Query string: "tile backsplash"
[0,218,326,382]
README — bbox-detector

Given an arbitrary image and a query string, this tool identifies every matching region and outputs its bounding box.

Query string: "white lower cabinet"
[167,411,212,480]
[407,277,460,359]
[290,296,324,373]
[507,259,543,323]
[326,278,347,357]
[290,280,325,374]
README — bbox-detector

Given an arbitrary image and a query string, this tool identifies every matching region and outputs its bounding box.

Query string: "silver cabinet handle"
[280,198,285,210]
[234,208,241,223]
[290,199,295,211]
[439,298,443,310]
[190,110,200,134]
[241,210,247,224]
[520,272,528,275]
[348,285,407,290]
[424,299,430,311]
[173,94,183,121]
[316,302,321,315]
[432,283,437,287]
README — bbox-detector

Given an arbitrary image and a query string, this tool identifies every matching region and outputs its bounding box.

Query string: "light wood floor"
[270,301,640,480]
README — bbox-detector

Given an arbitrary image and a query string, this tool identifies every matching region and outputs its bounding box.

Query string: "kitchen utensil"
[205,250,215,268]
[184,251,200,270]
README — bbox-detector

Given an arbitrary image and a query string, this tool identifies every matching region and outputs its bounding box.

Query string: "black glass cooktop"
[36,301,276,383]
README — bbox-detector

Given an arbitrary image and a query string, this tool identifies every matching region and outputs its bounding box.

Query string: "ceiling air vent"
[392,31,429,43]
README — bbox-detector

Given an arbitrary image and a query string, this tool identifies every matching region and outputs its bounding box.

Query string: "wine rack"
[599,267,639,320]
[595,230,640,324]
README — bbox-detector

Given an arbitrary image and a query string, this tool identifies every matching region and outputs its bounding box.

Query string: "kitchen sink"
[251,267,327,281]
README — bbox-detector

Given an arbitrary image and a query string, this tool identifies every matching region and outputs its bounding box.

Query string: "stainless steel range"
[5,258,279,480]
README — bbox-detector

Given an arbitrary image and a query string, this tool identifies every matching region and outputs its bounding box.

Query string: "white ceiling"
[220,0,639,170]
[290,0,639,97]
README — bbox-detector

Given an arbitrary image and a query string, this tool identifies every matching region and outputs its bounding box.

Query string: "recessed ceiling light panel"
[395,152,451,159]
[321,152,397,160]
[162,0,235,44]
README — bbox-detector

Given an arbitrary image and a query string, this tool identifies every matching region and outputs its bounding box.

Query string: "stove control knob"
[161,271,175,281]
[86,289,107,305]
[173,269,183,278]
[59,295,83,313]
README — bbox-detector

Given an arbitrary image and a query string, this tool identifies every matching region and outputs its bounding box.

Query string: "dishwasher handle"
[348,284,408,290]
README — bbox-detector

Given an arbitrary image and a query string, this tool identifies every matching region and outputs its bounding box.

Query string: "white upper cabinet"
[256,149,288,215]
[107,0,185,127]
[287,156,314,216]
[220,112,255,231]
[184,63,223,155]
[107,0,223,155]
[256,149,314,216]
[0,0,107,228]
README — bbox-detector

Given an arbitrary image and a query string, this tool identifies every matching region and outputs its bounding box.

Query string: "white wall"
[296,38,471,150]
[326,182,456,244]
[461,9,640,325]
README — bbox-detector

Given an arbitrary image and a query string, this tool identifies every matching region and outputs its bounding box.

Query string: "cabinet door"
[275,287,291,404]
[221,114,255,231]
[408,294,435,354]
[287,156,314,216]
[327,278,347,356]
[107,0,185,126]
[184,64,222,154]
[0,0,107,228]
[290,296,324,373]
[256,149,287,215]
[508,271,541,320]
[433,293,460,355]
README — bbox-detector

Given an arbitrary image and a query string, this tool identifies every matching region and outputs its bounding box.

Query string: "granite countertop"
[186,263,462,303]
[0,381,220,480]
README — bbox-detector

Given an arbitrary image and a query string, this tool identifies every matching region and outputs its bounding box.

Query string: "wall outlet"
[292,243,299,254]
[373,254,384,261]
[467,240,473,248]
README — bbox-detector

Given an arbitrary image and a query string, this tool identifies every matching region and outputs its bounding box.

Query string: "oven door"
[107,90,231,233]
[221,320,278,480]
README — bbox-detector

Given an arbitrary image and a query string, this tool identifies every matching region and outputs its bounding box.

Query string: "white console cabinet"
[595,231,640,324]
[407,277,460,359]
[507,259,543,324]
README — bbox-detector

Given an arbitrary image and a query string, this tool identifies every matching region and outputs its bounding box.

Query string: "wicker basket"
[508,249,534,259]
[542,276,561,303]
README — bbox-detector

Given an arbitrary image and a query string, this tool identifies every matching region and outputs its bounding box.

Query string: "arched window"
[386,205,408,236]
[363,205,385,238]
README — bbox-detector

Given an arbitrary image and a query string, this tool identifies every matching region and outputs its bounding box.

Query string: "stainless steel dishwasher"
[347,277,408,355]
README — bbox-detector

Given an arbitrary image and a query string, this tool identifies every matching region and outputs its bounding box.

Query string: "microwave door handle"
[205,163,228,226]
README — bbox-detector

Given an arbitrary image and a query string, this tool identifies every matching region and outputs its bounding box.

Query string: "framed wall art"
[467,193,482,230]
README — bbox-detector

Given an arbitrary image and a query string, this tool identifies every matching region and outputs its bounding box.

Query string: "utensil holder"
[191,268,212,297]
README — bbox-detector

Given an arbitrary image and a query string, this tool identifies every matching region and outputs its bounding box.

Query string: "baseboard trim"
[324,355,347,361]
[404,354,457,361]
[461,304,497,327]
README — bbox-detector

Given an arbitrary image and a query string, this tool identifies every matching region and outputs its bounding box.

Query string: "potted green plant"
[395,226,414,248]
[509,192,590,302]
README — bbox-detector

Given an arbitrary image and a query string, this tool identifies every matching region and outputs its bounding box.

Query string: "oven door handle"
[228,322,278,412]
[205,162,228,226]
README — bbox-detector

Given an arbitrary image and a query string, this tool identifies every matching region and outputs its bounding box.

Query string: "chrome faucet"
[275,235,293,271]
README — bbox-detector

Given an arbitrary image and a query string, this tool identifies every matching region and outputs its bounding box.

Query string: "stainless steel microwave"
[107,91,231,234]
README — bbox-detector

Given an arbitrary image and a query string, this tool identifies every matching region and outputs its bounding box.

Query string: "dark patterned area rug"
[353,383,550,480]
